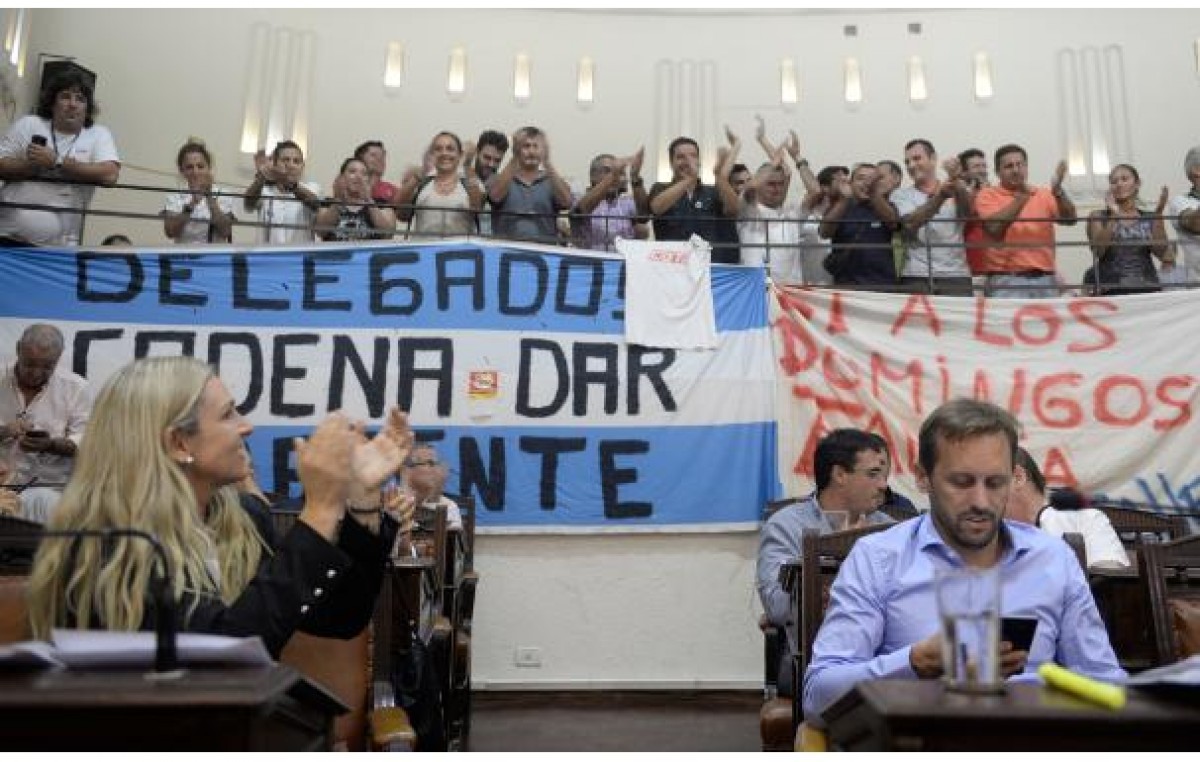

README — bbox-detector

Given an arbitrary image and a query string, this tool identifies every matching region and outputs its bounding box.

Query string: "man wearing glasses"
[404,444,463,532]
[756,429,896,695]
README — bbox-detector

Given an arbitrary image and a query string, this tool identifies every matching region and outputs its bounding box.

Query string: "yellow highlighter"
[1038,663,1126,710]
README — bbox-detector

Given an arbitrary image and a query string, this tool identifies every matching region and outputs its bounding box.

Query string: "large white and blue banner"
[0,240,778,532]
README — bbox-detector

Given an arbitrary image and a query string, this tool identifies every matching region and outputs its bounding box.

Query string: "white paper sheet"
[50,629,272,669]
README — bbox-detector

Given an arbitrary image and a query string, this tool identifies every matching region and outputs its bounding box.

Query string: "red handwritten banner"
[771,286,1200,509]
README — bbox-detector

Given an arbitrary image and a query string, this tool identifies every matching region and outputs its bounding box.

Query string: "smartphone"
[30,135,47,147]
[1001,616,1038,652]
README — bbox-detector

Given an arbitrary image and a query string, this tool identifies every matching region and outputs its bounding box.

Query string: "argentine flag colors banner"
[0,240,778,532]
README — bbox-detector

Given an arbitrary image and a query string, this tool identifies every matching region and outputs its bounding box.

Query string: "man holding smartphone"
[0,68,120,246]
[0,324,92,523]
[802,400,1123,727]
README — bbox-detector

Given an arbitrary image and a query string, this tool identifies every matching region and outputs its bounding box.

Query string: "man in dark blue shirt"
[818,163,899,288]
[647,136,741,263]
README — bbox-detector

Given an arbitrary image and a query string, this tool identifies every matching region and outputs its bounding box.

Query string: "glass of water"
[824,510,849,532]
[935,566,1003,693]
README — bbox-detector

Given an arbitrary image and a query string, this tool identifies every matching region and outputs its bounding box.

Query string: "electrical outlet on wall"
[514,646,542,667]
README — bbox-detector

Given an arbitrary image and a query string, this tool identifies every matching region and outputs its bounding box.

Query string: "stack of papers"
[0,631,272,669]
[1126,655,1200,693]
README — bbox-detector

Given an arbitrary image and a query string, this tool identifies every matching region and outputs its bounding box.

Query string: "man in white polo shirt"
[880,139,973,296]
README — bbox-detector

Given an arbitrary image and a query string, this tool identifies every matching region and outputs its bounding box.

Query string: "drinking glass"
[935,566,1003,693]
[824,510,848,532]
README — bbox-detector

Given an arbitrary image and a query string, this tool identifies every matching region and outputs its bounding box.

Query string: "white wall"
[15,8,1200,688]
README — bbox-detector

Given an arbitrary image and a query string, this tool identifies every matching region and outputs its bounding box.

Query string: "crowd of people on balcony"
[3,69,1200,297]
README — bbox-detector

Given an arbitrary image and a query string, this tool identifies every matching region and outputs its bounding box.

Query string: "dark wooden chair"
[760,515,893,750]
[1094,504,1190,550]
[783,523,895,751]
[1063,532,1087,572]
[758,497,800,751]
[759,498,905,750]
[0,574,30,644]
[1,517,46,646]
[1137,533,1200,667]
[797,524,895,679]
[0,515,42,575]
[441,493,478,751]
[406,502,456,750]
[270,508,417,751]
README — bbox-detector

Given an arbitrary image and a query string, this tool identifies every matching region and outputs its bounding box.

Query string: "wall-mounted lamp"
[9,8,28,75]
[780,58,798,106]
[290,31,316,158]
[844,57,863,104]
[383,41,404,90]
[4,10,18,56]
[577,56,594,105]
[908,55,927,102]
[1058,44,1129,199]
[973,51,994,101]
[513,52,531,102]
[447,46,466,97]
[238,24,313,157]
[239,22,269,153]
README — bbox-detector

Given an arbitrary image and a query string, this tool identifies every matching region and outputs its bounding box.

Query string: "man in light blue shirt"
[802,399,1124,726]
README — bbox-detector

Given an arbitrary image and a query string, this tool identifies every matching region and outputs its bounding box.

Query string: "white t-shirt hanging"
[618,235,718,350]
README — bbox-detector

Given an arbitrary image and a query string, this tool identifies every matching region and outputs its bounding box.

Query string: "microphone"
[0,518,179,675]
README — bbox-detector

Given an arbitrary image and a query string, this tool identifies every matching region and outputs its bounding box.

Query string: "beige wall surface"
[10,8,1198,688]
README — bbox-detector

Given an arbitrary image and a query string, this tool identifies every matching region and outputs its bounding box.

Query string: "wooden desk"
[823,678,1200,751]
[0,664,345,750]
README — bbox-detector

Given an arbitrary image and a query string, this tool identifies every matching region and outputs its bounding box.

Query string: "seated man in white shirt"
[0,324,92,523]
[1007,447,1129,569]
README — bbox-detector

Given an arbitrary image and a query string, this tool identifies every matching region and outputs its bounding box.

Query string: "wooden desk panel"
[0,665,344,750]
[824,679,1199,751]
[1089,566,1154,672]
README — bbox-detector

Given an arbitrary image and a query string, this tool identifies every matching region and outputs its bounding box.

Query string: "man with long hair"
[0,69,121,245]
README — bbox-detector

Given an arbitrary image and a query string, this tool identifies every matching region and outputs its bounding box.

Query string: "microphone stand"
[0,520,180,676]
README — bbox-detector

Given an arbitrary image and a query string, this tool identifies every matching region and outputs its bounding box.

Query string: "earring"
[181,455,195,466]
